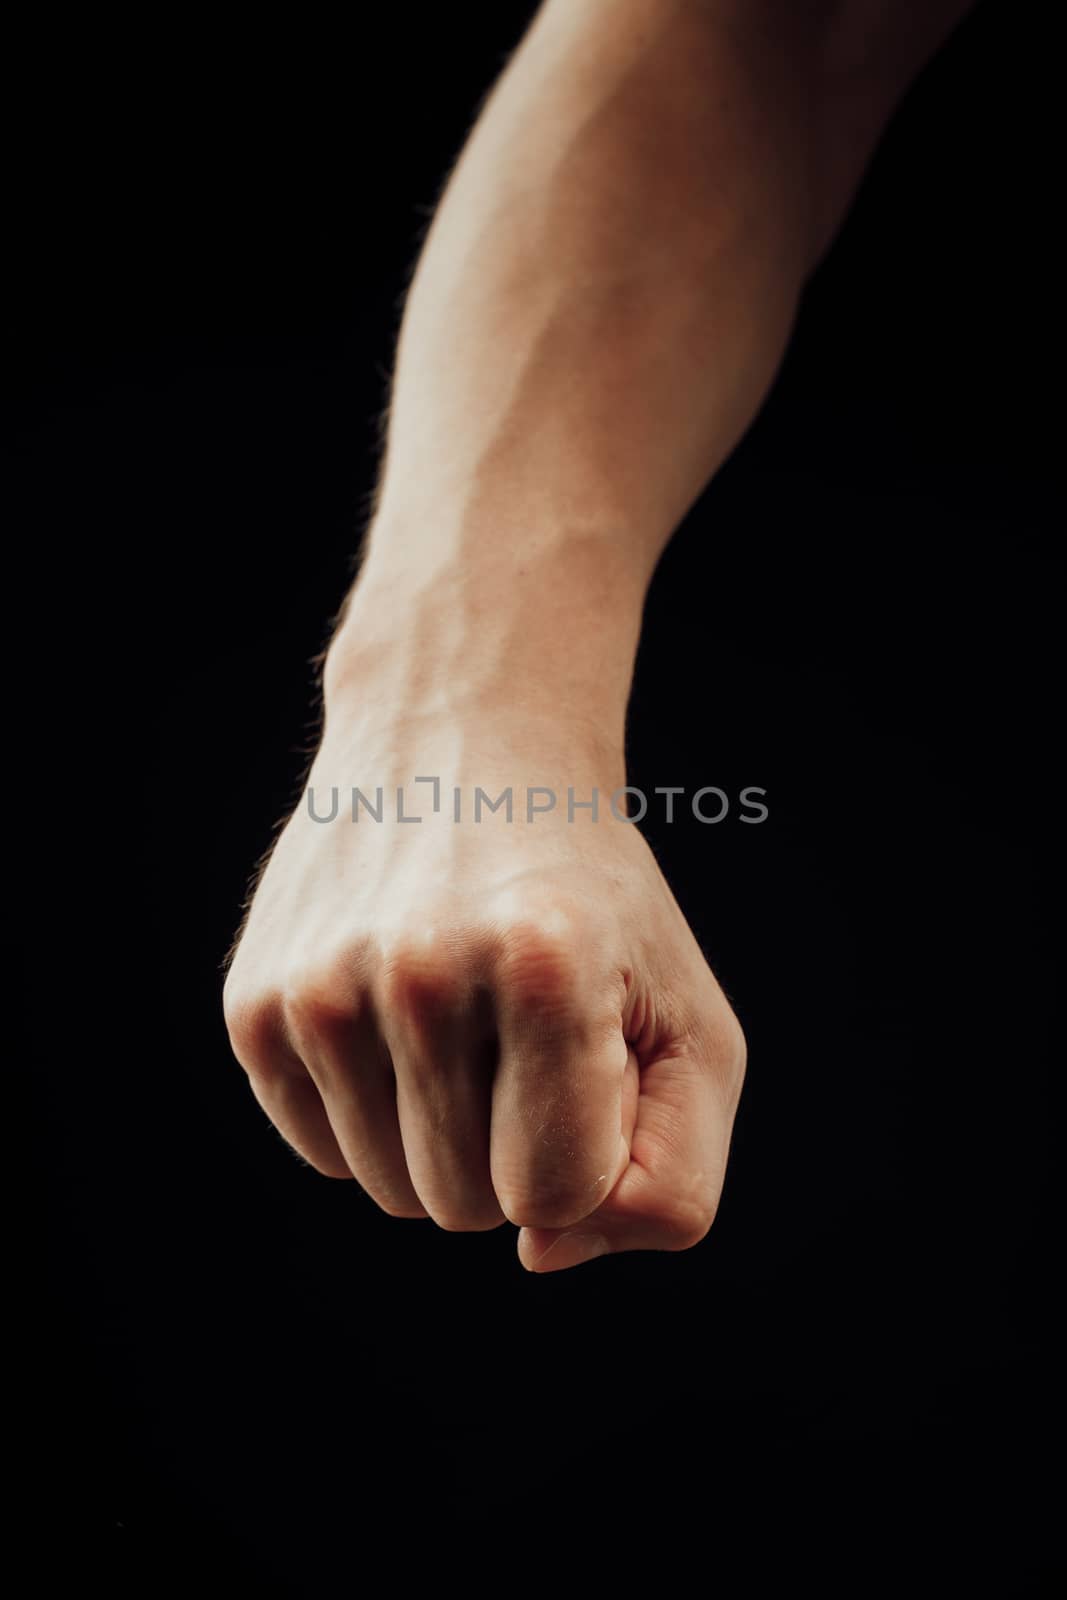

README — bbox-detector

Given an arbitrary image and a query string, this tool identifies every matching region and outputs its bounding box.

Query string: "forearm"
[325,0,818,736]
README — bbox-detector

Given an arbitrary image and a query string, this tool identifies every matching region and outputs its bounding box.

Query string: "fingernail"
[533,1231,610,1272]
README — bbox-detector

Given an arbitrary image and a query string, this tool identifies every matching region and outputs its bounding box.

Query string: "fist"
[223,706,746,1272]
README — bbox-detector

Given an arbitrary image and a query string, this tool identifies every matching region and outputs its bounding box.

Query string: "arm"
[224,0,973,1271]
[328,0,813,735]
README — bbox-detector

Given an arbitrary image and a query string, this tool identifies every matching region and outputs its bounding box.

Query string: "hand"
[223,602,746,1272]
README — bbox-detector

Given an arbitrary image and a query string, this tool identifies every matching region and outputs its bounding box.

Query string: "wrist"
[322,515,647,750]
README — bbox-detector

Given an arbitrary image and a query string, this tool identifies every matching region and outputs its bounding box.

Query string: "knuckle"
[281,980,346,1043]
[222,986,280,1073]
[706,1007,748,1106]
[653,1191,718,1251]
[727,1017,748,1095]
[717,1006,747,1073]
[685,992,747,1092]
[280,948,368,1043]
[279,972,350,1049]
[377,932,465,1024]
[497,920,582,1015]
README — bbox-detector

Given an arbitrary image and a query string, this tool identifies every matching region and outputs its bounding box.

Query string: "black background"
[17,1,1062,1591]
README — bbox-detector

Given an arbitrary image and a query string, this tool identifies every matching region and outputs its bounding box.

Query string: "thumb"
[517,1043,737,1273]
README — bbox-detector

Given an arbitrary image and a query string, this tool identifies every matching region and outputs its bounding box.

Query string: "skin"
[223,0,974,1271]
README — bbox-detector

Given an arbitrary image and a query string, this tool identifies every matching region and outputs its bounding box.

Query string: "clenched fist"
[223,595,746,1273]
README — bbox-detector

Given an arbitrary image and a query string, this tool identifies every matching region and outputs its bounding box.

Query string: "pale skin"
[223,0,973,1271]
